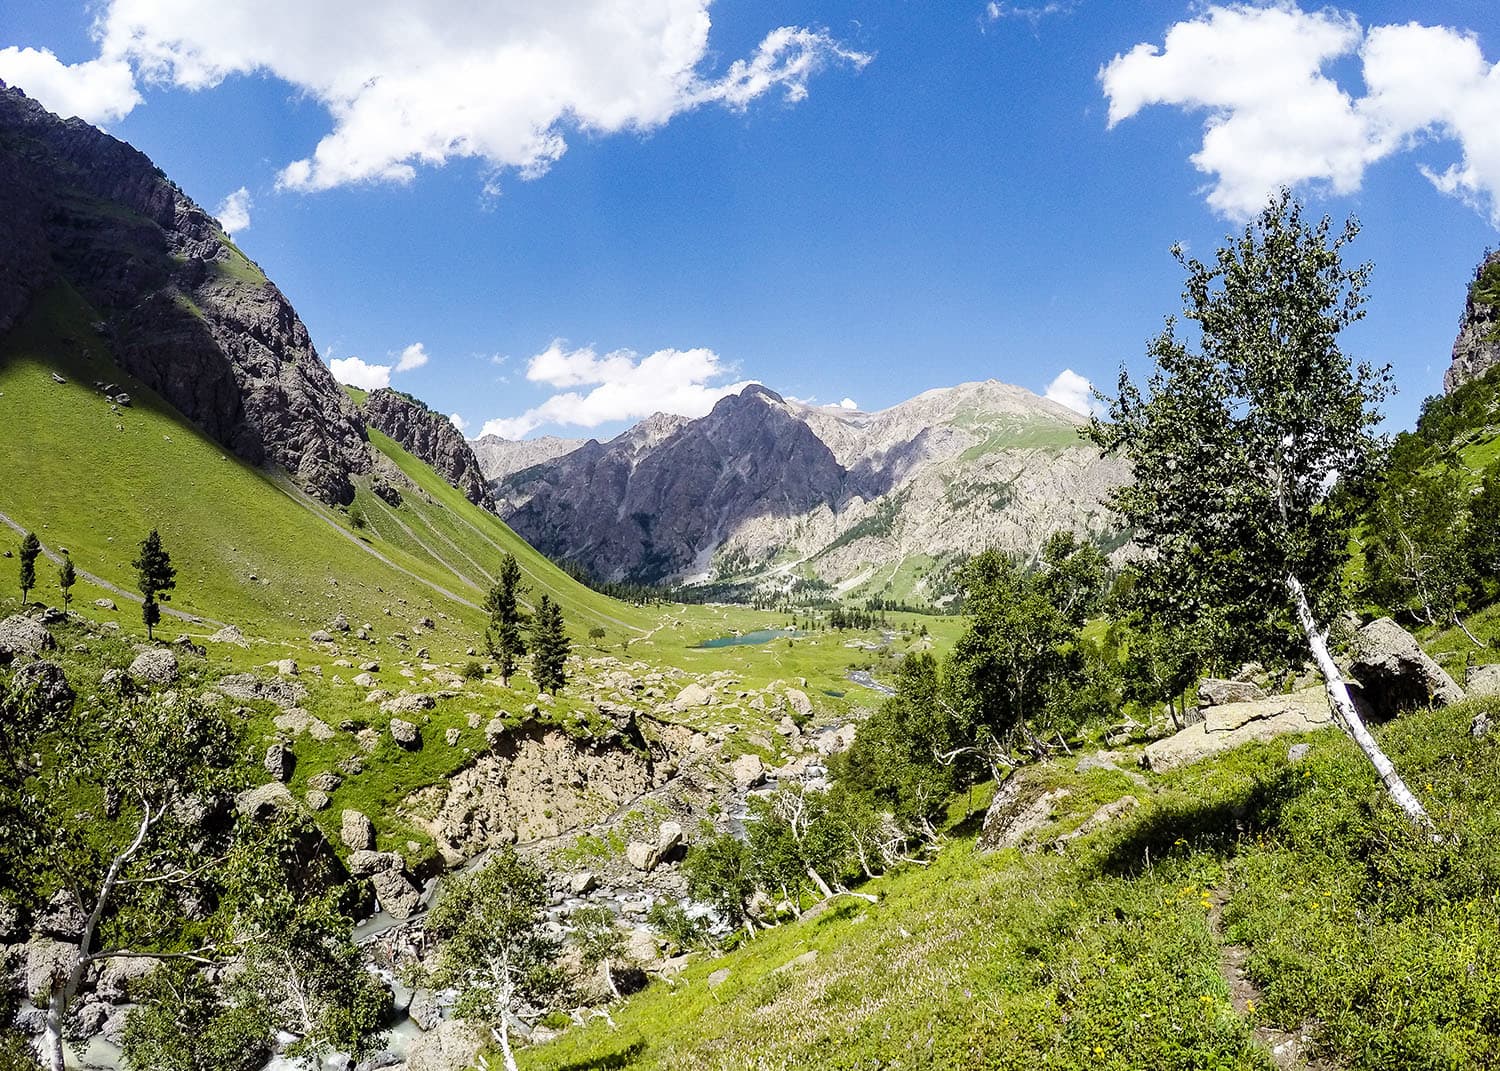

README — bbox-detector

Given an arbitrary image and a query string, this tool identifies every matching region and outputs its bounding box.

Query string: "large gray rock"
[390,718,421,749]
[1144,688,1334,772]
[235,782,297,820]
[1349,617,1464,719]
[1197,678,1267,707]
[404,1019,483,1071]
[128,648,179,687]
[370,867,422,919]
[978,772,1070,852]
[25,938,79,1000]
[35,890,87,940]
[264,743,293,782]
[10,659,74,718]
[1465,664,1500,698]
[347,850,403,877]
[0,614,53,659]
[341,809,376,852]
[216,673,308,710]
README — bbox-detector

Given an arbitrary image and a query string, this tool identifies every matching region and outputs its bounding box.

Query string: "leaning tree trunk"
[496,1012,519,1071]
[1286,574,1430,827]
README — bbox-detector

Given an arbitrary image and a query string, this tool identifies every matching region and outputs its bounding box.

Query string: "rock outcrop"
[362,388,492,509]
[0,81,370,503]
[489,380,1127,592]
[1444,250,1500,393]
[1348,617,1465,719]
[1144,688,1334,772]
[470,433,585,481]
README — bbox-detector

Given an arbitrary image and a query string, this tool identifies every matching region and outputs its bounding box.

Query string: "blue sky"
[1,1,1497,439]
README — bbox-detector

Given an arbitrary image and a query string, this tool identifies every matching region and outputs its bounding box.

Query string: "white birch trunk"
[1286,574,1430,827]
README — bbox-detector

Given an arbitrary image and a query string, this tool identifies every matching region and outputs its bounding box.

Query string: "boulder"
[627,820,684,872]
[305,789,331,811]
[381,692,436,717]
[208,624,249,647]
[216,674,308,710]
[404,1019,483,1071]
[128,648,179,687]
[1197,678,1267,707]
[235,782,297,820]
[1144,688,1333,772]
[330,612,351,632]
[672,682,714,709]
[342,809,377,852]
[263,744,293,782]
[0,614,53,659]
[35,890,87,940]
[1349,617,1464,718]
[275,659,299,676]
[729,753,765,788]
[24,938,80,1002]
[977,773,1071,852]
[308,771,343,792]
[568,871,597,896]
[94,955,155,1003]
[371,867,423,919]
[408,987,443,1031]
[783,688,813,719]
[94,599,116,611]
[11,660,74,718]
[1465,664,1500,698]
[310,630,335,644]
[390,718,421,749]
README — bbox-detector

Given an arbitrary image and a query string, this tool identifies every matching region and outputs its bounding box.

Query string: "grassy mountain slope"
[524,700,1500,1071]
[0,282,655,650]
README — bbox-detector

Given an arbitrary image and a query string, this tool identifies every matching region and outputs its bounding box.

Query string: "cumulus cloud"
[2,3,867,194]
[837,398,859,410]
[0,47,139,124]
[480,339,753,439]
[449,413,468,433]
[1044,369,1099,416]
[1101,4,1500,225]
[328,356,391,391]
[395,342,429,373]
[214,187,252,234]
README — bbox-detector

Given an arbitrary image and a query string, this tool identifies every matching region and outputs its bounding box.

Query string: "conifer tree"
[56,554,75,612]
[18,532,39,605]
[132,529,176,641]
[530,595,569,695]
[484,553,527,684]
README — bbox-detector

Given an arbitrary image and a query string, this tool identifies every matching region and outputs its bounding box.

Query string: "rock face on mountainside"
[362,388,492,509]
[1445,250,1500,393]
[471,433,586,481]
[488,381,1128,595]
[0,81,370,503]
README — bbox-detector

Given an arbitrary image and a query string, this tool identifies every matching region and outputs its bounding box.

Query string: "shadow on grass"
[1093,772,1297,878]
[549,1039,647,1070]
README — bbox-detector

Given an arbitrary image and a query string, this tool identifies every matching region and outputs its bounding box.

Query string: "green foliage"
[571,904,628,974]
[17,531,39,604]
[1363,461,1474,628]
[683,833,757,934]
[422,848,567,1038]
[122,964,272,1071]
[531,594,570,695]
[1088,190,1388,668]
[485,553,528,682]
[132,529,176,640]
[644,902,706,951]
[56,553,75,610]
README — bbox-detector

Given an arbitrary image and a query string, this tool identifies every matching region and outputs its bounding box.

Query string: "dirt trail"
[1207,887,1335,1071]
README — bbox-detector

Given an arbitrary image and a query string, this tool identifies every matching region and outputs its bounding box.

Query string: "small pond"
[694,629,803,649]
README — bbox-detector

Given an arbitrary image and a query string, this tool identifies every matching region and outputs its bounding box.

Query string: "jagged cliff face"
[362,388,492,509]
[471,434,586,481]
[0,81,370,503]
[487,381,1128,596]
[1445,251,1500,393]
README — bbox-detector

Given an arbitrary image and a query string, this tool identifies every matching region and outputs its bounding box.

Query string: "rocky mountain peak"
[0,81,370,503]
[362,389,492,509]
[1445,250,1500,393]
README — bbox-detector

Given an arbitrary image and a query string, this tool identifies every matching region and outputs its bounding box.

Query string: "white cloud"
[449,413,468,433]
[1044,369,1098,416]
[329,356,391,391]
[1100,4,1500,225]
[395,342,429,373]
[985,2,1076,25]
[837,398,859,410]
[481,339,753,439]
[0,47,139,125]
[214,186,252,234]
[10,2,866,194]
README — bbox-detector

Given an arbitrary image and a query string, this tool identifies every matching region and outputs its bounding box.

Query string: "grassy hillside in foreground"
[523,700,1500,1071]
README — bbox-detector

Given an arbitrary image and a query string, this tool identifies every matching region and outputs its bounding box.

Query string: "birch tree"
[1087,190,1429,825]
[420,848,565,1071]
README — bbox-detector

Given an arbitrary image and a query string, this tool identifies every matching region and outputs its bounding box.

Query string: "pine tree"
[484,554,527,684]
[132,529,176,641]
[56,554,75,612]
[17,533,39,606]
[530,595,569,695]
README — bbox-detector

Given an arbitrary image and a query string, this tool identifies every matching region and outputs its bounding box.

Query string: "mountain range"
[482,380,1131,602]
